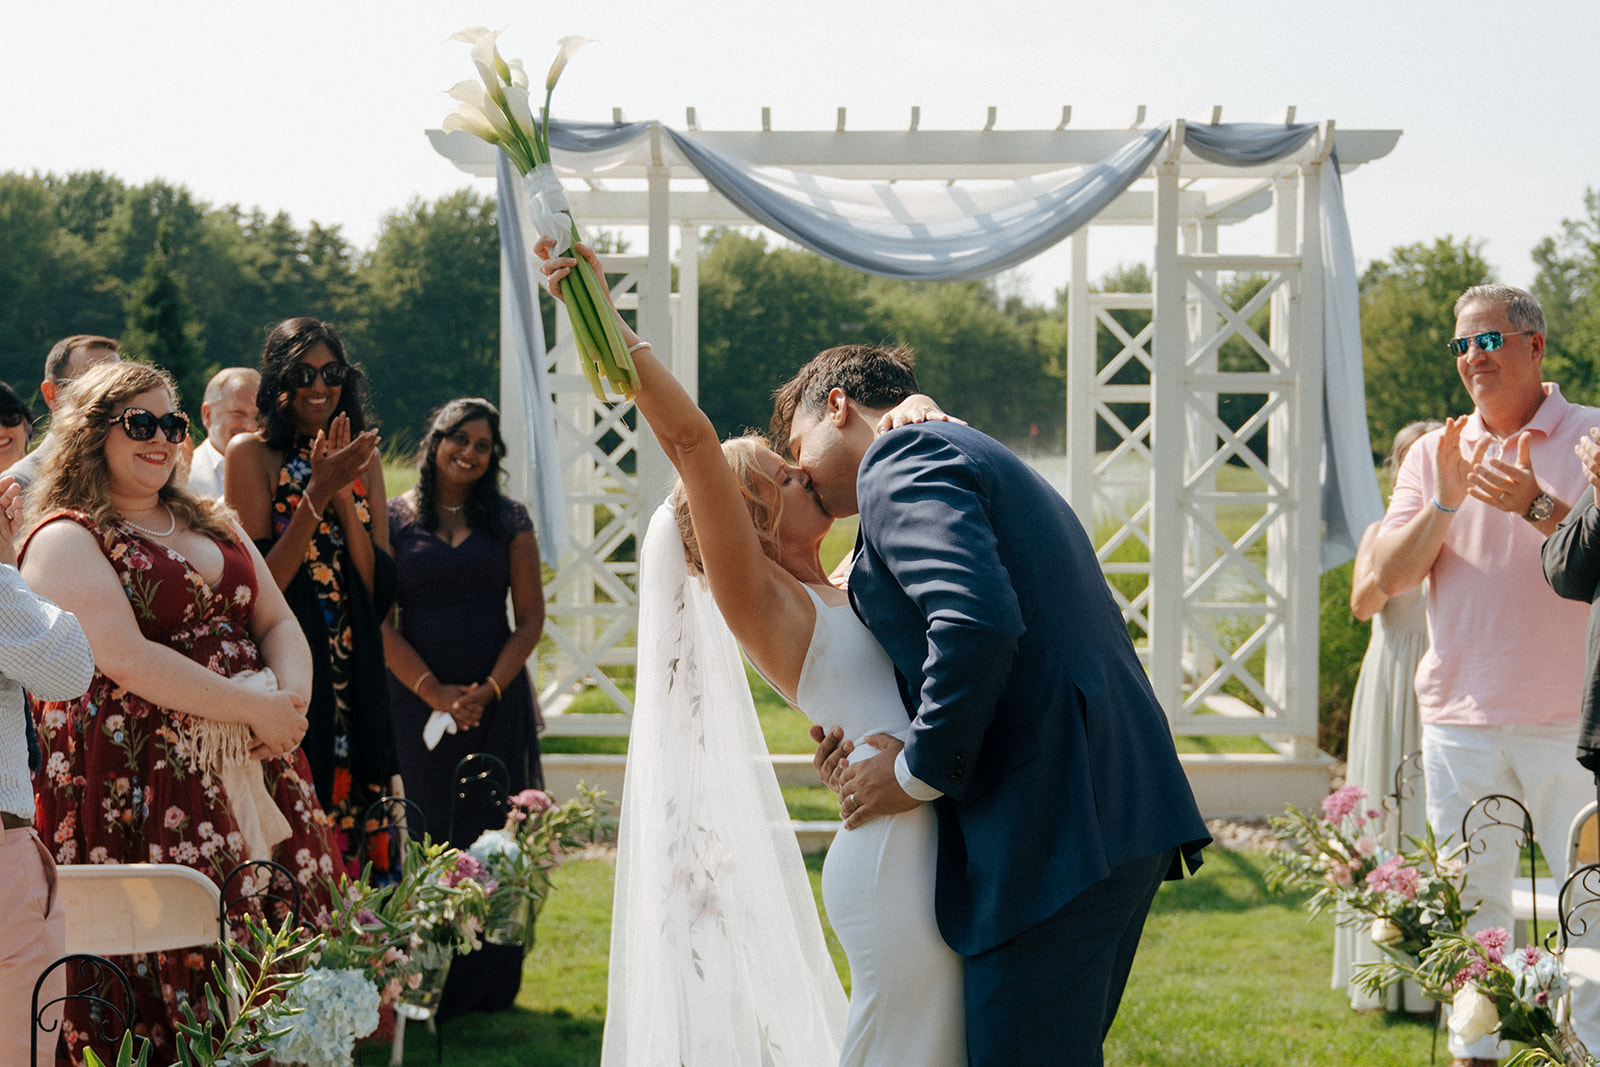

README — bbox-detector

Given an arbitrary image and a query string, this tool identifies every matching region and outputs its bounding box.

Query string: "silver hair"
[203,365,262,407]
[1454,284,1547,336]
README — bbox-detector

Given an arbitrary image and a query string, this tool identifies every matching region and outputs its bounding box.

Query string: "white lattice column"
[1148,145,1187,718]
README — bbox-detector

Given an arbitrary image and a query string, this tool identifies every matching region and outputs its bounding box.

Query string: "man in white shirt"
[187,367,261,500]
[0,476,94,1067]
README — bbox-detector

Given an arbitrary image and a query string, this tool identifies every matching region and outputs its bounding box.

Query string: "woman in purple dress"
[383,397,546,1015]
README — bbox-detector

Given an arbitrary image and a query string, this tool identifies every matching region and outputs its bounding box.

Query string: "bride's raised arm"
[539,242,817,690]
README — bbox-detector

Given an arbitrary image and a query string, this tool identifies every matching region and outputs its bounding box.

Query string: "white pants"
[1423,721,1595,1058]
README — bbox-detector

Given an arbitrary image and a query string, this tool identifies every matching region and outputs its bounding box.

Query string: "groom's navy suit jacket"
[848,422,1210,956]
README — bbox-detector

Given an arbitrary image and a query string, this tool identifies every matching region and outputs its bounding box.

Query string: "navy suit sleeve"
[858,428,1024,800]
[1544,487,1600,602]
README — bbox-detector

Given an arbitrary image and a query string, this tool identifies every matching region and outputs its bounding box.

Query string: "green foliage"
[121,220,207,407]
[1532,187,1600,405]
[1359,237,1492,458]
[356,189,501,448]
[695,230,1063,444]
[1318,558,1368,760]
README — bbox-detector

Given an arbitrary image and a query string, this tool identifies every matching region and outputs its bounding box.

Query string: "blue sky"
[5,0,1595,303]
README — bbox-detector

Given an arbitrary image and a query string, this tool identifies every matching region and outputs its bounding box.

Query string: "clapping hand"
[0,478,22,568]
[1468,430,1543,516]
[1577,429,1600,493]
[305,413,379,512]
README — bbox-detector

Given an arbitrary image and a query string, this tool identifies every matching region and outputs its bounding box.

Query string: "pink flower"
[1454,960,1488,986]
[1475,927,1510,963]
[511,789,554,814]
[1327,862,1355,887]
[445,852,488,887]
[1321,785,1369,823]
[1517,945,1545,967]
[1355,837,1378,857]
[163,806,185,830]
[355,909,379,926]
[1391,866,1421,900]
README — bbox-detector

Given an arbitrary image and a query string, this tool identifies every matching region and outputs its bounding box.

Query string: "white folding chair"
[56,863,222,956]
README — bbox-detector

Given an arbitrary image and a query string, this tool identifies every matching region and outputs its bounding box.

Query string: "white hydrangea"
[271,966,380,1067]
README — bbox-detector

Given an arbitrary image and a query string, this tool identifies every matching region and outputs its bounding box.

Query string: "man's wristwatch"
[1525,492,1555,523]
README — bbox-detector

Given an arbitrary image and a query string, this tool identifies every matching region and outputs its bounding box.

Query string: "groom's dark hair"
[769,344,920,449]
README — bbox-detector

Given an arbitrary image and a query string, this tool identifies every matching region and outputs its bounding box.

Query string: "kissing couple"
[541,243,1210,1067]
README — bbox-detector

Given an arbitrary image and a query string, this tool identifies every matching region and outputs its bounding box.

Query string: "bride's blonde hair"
[673,433,783,576]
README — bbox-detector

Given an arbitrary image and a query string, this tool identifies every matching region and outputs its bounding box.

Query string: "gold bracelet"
[413,669,434,694]
[486,676,503,701]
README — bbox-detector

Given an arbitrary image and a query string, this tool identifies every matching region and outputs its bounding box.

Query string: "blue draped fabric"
[536,118,1381,567]
[495,150,571,557]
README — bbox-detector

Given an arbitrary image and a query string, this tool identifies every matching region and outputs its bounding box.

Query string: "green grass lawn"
[385,847,1446,1067]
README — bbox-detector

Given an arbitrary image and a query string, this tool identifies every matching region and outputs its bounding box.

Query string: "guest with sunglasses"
[226,317,397,872]
[1369,284,1600,1066]
[20,360,338,1065]
[1,334,120,499]
[0,381,35,474]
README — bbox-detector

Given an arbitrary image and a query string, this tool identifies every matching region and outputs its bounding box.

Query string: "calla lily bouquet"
[444,27,637,400]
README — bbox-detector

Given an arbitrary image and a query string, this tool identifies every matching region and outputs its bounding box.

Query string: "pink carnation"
[511,789,554,814]
[1321,785,1369,823]
[1327,862,1354,887]
[445,852,488,887]
[1475,926,1510,963]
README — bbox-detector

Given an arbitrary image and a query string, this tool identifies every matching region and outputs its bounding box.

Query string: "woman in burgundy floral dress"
[23,361,337,1064]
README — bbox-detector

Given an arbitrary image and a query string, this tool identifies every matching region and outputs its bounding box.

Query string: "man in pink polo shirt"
[1373,284,1597,1067]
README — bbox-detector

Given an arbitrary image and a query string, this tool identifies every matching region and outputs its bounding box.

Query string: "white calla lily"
[503,86,537,136]
[507,58,529,90]
[450,26,493,45]
[442,106,499,144]
[470,31,511,99]
[546,36,593,92]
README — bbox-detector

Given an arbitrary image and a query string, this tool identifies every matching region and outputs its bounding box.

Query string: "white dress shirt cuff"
[895,750,944,802]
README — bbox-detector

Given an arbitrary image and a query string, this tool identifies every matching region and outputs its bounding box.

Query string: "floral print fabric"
[271,436,386,869]
[30,512,336,1063]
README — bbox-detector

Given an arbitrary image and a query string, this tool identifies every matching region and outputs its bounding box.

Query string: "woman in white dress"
[542,245,966,1067]
[1332,420,1439,1012]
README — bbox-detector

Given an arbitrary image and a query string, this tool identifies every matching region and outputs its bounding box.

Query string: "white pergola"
[431,110,1400,771]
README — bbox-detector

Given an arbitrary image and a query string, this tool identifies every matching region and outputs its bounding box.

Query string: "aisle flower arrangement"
[442,26,636,399]
[470,783,609,947]
[1268,785,1474,964]
[1380,927,1592,1066]
[1272,786,1594,1065]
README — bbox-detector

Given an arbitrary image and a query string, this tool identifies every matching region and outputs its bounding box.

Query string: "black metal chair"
[32,953,139,1066]
[1462,793,1543,945]
[356,795,428,885]
[220,858,303,933]
[450,752,511,846]
[1385,748,1425,851]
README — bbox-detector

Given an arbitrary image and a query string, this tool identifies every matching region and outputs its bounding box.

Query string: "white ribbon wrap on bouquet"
[520,163,574,255]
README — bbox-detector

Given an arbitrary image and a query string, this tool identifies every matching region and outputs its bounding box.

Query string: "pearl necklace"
[122,505,177,538]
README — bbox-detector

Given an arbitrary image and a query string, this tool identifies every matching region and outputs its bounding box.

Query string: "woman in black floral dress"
[226,317,397,873]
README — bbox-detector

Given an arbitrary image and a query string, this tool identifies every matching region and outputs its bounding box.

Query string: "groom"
[773,344,1210,1066]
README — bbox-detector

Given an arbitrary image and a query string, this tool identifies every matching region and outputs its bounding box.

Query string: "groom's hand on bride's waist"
[838,734,920,829]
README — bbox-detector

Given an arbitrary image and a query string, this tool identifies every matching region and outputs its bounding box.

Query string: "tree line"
[9,168,1600,460]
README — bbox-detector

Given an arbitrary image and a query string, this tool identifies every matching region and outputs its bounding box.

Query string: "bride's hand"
[810,724,853,795]
[536,238,610,307]
[875,393,966,435]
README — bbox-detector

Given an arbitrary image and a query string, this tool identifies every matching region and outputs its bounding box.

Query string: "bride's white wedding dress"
[602,502,964,1067]
[798,585,966,1067]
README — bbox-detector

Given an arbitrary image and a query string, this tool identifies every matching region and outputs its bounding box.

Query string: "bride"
[542,245,965,1067]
